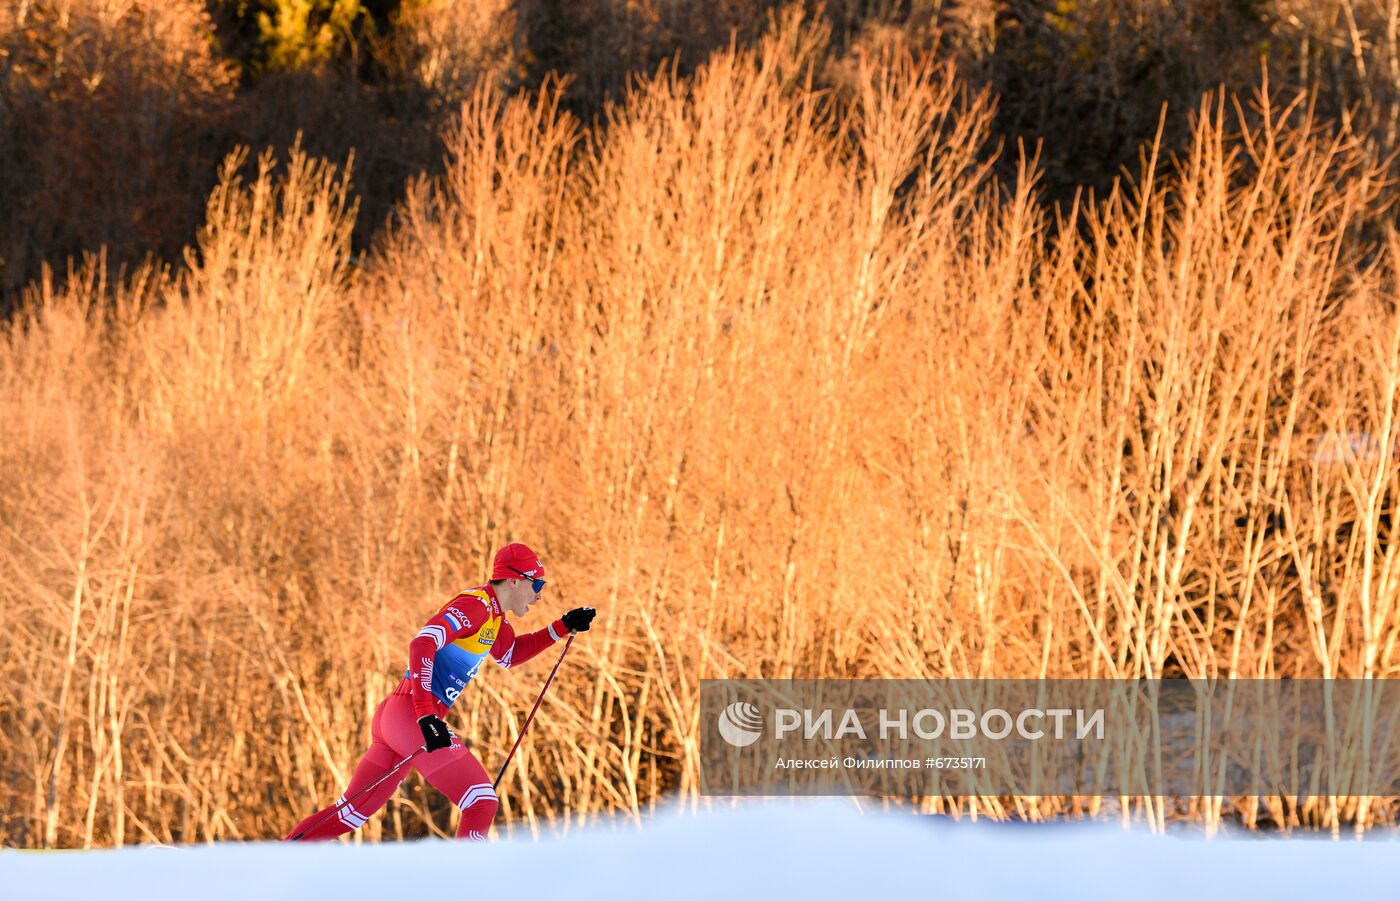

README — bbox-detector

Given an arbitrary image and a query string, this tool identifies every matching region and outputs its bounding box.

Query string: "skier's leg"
[285,700,409,840]
[377,684,498,840]
[414,744,498,840]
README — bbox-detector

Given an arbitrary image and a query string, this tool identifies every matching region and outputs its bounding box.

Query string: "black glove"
[418,715,452,752]
[561,607,596,633]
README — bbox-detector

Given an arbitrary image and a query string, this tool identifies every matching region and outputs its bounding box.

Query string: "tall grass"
[2,10,1399,847]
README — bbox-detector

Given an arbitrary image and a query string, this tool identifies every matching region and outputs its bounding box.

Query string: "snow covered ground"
[3,801,1395,901]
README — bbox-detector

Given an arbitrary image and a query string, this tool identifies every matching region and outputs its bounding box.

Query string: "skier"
[286,542,596,841]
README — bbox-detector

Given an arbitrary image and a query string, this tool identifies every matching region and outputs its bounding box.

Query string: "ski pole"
[288,747,426,841]
[493,633,575,790]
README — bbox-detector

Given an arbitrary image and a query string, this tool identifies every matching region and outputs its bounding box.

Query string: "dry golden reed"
[3,10,1400,847]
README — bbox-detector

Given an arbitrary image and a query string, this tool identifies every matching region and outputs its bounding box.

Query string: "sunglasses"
[508,566,547,594]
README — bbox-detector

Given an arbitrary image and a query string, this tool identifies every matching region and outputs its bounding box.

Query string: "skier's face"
[503,577,541,616]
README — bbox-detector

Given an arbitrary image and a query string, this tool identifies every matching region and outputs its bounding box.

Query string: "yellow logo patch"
[452,607,501,655]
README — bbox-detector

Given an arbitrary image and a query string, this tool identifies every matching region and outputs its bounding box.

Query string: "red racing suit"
[407,585,568,717]
[287,584,567,841]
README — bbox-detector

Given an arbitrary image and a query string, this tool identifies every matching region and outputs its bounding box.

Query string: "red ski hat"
[492,543,545,581]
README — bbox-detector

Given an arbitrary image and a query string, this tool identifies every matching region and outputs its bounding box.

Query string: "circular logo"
[717,701,764,747]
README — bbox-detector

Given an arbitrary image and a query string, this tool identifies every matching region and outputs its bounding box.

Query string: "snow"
[2,801,1395,900]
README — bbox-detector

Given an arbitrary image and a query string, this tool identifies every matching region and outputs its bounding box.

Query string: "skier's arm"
[407,593,491,719]
[490,617,568,670]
